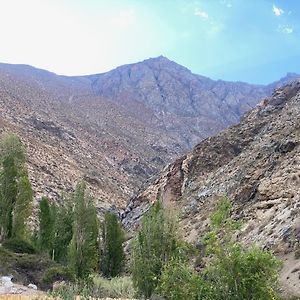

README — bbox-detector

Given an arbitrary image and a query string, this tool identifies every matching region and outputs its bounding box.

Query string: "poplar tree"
[68,182,99,279]
[101,211,125,277]
[0,134,32,242]
[12,173,33,239]
[38,197,55,253]
[131,201,179,298]
[52,196,74,264]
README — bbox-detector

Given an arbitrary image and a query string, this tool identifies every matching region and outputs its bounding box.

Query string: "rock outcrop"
[122,80,300,295]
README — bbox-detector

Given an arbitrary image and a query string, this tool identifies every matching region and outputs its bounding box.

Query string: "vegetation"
[157,198,281,300]
[101,211,125,278]
[131,201,180,298]
[42,265,75,286]
[51,196,74,264]
[68,182,99,279]
[37,197,55,254]
[2,238,37,254]
[0,133,285,300]
[0,134,32,242]
[51,275,136,299]
[157,258,205,299]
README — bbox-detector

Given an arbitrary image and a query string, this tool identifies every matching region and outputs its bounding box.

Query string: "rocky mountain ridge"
[0,57,299,210]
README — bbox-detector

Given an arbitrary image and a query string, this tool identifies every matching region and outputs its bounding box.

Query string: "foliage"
[101,211,125,277]
[12,173,33,240]
[0,245,57,290]
[52,196,74,264]
[0,134,28,241]
[68,182,99,279]
[42,265,75,285]
[155,198,281,300]
[50,276,136,299]
[157,258,208,300]
[92,275,136,298]
[2,238,37,254]
[131,201,180,298]
[203,198,281,300]
[37,197,55,254]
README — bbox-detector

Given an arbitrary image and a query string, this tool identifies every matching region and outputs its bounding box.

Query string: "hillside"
[122,80,300,295]
[0,58,298,209]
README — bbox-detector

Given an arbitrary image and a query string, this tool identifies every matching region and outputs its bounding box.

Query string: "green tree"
[0,134,28,241]
[12,172,33,240]
[203,198,280,300]
[157,258,208,300]
[101,211,125,277]
[68,182,99,279]
[52,196,74,264]
[38,197,55,254]
[156,198,281,300]
[131,201,179,298]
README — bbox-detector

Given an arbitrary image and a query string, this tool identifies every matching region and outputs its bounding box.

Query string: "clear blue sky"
[0,0,299,84]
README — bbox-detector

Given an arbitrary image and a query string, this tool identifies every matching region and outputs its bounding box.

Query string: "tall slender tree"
[68,182,99,279]
[38,197,55,253]
[12,172,33,239]
[52,195,74,264]
[0,134,31,242]
[101,211,125,277]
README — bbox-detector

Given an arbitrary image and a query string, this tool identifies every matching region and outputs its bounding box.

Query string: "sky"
[0,0,299,84]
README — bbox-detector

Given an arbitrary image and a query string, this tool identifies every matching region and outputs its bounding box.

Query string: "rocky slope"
[122,80,300,295]
[0,58,298,210]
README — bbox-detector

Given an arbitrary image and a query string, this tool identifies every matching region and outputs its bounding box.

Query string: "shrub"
[155,198,281,300]
[42,266,75,286]
[2,238,37,254]
[92,275,136,298]
[157,259,209,300]
[203,198,281,300]
[50,276,136,299]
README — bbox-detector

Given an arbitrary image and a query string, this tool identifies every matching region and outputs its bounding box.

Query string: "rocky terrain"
[122,80,300,295]
[0,57,298,210]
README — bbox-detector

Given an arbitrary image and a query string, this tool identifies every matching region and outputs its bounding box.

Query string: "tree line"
[0,134,125,280]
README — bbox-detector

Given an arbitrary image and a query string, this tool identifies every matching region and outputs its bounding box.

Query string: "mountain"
[122,80,300,296]
[0,57,299,209]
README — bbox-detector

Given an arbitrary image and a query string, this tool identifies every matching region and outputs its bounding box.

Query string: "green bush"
[157,259,209,300]
[2,238,37,254]
[50,276,136,299]
[42,266,75,285]
[155,198,281,300]
[92,275,136,298]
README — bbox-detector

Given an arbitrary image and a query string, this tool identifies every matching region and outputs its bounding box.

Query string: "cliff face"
[0,58,298,210]
[122,80,300,295]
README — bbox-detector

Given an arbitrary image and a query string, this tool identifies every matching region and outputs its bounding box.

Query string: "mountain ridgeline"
[0,57,299,209]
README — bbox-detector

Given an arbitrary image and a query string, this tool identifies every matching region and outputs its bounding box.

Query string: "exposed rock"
[0,58,298,213]
[122,80,300,296]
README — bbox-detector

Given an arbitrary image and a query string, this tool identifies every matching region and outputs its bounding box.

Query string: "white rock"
[1,276,13,287]
[27,283,38,290]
